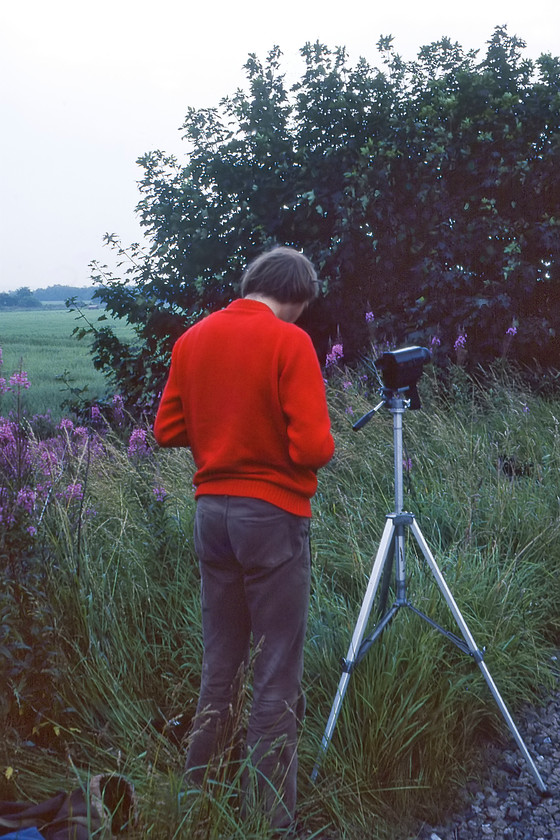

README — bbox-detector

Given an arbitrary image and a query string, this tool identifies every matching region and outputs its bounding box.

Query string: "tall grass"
[300,364,560,833]
[2,362,560,838]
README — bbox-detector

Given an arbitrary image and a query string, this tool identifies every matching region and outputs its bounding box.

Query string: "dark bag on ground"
[0,775,136,839]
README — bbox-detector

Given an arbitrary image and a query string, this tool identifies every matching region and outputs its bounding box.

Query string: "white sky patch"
[1,0,558,291]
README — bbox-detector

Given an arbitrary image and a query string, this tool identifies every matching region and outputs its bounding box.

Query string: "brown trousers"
[185,495,311,829]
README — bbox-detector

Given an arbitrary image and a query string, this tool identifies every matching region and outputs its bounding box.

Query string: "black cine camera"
[376,346,431,409]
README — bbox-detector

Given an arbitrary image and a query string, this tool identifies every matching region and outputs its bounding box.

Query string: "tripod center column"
[390,399,406,516]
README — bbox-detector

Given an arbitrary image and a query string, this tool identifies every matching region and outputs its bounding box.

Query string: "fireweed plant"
[0,347,174,747]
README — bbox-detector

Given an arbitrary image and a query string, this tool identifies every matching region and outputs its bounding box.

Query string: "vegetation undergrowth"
[2,354,560,839]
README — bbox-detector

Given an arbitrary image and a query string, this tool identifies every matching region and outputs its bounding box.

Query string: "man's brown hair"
[240,247,319,303]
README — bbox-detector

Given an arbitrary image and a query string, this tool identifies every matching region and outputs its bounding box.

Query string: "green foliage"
[81,28,560,411]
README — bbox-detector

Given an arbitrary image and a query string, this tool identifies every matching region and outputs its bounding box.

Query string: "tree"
[83,28,560,412]
[0,288,42,309]
[341,29,560,364]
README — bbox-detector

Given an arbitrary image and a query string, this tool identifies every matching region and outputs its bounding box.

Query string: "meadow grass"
[0,308,133,419]
[2,359,560,838]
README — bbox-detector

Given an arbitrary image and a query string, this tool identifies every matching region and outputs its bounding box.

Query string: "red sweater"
[153,299,335,516]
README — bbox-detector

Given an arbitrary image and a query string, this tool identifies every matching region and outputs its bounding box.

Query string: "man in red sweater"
[153,247,334,830]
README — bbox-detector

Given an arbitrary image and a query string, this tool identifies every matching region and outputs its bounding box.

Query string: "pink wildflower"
[9,371,30,390]
[113,394,125,423]
[326,343,344,367]
[16,487,37,512]
[64,483,84,501]
[58,418,74,433]
[38,442,60,475]
[128,428,149,458]
[152,485,167,502]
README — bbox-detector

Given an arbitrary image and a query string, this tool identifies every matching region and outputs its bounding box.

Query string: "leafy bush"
[79,28,560,411]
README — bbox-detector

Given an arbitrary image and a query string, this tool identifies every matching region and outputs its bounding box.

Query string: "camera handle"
[311,395,547,793]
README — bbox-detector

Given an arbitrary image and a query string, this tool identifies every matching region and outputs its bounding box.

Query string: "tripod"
[311,390,547,792]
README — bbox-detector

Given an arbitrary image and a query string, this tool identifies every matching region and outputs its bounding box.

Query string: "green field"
[0,308,134,419]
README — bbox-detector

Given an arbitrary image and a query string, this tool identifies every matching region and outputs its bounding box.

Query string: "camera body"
[376,346,431,409]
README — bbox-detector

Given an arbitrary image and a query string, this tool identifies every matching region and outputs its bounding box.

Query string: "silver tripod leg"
[410,519,547,792]
[311,517,396,781]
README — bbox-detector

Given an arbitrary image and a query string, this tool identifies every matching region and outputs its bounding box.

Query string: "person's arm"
[153,349,190,448]
[280,330,335,469]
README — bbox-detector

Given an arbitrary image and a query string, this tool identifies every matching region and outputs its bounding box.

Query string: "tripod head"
[353,346,431,431]
[377,346,431,409]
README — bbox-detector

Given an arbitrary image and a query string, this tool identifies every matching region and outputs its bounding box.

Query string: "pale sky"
[1,0,558,293]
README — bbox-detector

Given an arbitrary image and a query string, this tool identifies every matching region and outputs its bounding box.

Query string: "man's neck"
[244,294,306,324]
